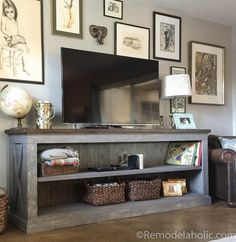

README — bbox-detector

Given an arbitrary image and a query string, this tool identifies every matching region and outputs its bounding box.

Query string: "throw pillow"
[218,137,236,152]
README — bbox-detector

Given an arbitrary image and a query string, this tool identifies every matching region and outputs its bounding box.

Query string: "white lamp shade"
[161,74,192,99]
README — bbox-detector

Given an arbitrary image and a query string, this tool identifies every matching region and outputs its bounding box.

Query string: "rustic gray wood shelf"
[5,128,211,233]
[38,165,202,182]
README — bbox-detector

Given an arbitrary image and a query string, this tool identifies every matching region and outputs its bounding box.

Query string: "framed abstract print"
[190,41,225,105]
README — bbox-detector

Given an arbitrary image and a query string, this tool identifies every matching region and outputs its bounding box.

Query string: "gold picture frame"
[162,181,183,197]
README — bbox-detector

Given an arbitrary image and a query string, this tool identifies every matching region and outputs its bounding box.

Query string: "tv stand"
[5,128,211,233]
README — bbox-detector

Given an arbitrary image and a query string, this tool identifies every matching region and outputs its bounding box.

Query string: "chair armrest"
[209,148,236,164]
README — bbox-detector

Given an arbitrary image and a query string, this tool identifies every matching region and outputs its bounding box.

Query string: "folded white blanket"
[40,147,79,161]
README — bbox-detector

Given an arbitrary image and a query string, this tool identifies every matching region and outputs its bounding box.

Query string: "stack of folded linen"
[40,147,80,167]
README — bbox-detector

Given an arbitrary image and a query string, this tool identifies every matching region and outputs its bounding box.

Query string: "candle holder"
[169,114,175,129]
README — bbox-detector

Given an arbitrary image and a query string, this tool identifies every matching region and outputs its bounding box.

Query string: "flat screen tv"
[61,48,160,126]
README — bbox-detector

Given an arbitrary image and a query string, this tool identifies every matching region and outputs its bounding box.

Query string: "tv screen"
[61,48,160,125]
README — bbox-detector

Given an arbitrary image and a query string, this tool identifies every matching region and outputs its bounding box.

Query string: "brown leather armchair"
[208,135,236,207]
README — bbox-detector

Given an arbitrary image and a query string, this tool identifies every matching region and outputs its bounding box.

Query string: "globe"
[0,85,33,128]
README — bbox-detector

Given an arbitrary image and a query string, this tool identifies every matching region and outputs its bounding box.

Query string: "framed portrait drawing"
[104,0,123,19]
[173,113,196,129]
[153,12,181,62]
[52,0,83,38]
[115,22,150,59]
[170,66,187,113]
[190,41,225,105]
[0,0,44,84]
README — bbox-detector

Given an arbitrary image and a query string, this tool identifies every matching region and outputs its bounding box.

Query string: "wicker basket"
[83,182,126,206]
[0,188,8,234]
[38,163,79,177]
[126,179,162,201]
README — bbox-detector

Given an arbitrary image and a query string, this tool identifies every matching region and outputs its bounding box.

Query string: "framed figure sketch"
[0,0,44,84]
[52,0,83,38]
[153,12,181,62]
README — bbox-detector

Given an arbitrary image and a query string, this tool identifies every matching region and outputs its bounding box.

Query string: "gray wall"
[0,0,233,187]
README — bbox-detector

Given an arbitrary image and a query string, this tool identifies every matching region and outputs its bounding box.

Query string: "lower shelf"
[10,193,211,233]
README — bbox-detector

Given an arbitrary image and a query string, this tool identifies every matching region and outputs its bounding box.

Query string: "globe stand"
[17,118,23,128]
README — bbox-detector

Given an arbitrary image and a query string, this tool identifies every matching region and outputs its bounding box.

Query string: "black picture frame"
[170,66,186,75]
[104,0,123,19]
[153,12,181,62]
[170,66,186,113]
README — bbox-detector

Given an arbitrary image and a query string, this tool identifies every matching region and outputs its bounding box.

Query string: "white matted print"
[190,41,225,105]
[153,12,181,62]
[115,22,150,59]
[53,0,82,38]
[104,0,123,19]
[0,0,43,84]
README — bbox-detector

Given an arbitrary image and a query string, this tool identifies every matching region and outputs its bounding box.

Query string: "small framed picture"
[170,66,186,75]
[170,66,187,113]
[190,41,225,105]
[52,0,83,38]
[162,181,183,197]
[104,0,123,19]
[153,12,181,62]
[173,113,196,129]
[170,97,186,113]
[115,22,150,59]
[168,179,187,193]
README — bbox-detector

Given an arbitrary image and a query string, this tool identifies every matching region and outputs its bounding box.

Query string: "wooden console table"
[5,128,211,233]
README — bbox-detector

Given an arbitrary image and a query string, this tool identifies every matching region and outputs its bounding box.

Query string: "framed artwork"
[162,181,183,197]
[0,0,44,84]
[153,12,181,62]
[115,22,150,59]
[170,97,186,113]
[190,41,225,105]
[52,0,83,38]
[104,0,123,19]
[170,66,187,113]
[173,113,196,129]
[170,66,186,75]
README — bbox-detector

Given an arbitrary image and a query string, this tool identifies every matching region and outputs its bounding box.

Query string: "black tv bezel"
[61,48,160,126]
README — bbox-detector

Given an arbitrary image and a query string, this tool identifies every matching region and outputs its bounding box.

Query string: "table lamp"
[161,74,192,99]
[161,74,192,128]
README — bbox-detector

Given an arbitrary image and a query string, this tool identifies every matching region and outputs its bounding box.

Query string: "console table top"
[5,127,211,135]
